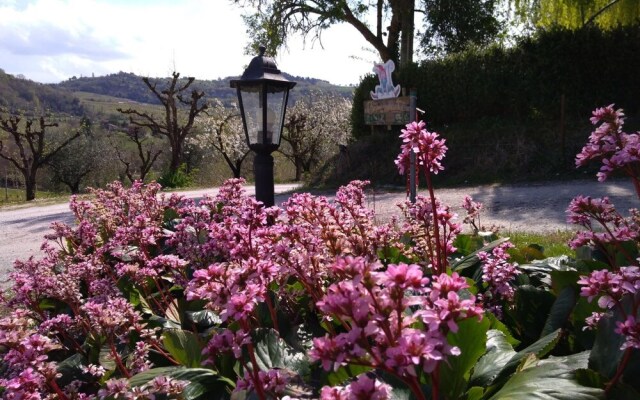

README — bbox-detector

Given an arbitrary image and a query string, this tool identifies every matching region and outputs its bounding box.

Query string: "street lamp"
[231,46,296,207]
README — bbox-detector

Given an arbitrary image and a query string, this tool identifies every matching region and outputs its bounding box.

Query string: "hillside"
[55,71,353,106]
[0,69,84,115]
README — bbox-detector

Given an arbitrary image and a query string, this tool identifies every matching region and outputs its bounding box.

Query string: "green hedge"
[353,25,640,137]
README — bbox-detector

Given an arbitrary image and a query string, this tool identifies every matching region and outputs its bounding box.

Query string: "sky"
[0,0,379,86]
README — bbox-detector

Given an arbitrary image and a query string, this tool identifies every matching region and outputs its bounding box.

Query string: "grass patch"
[0,188,69,207]
[506,230,575,261]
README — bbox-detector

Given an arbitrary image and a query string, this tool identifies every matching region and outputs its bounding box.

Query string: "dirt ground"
[1,179,637,286]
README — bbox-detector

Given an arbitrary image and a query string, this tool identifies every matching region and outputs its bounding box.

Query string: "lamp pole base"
[254,152,275,207]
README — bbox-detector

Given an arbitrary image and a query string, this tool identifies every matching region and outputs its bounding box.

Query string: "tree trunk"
[232,164,242,178]
[25,173,37,201]
[294,159,303,182]
[400,1,414,67]
[70,181,80,194]
[169,142,182,174]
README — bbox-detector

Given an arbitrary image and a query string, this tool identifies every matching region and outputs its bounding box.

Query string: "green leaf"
[470,330,517,387]
[589,296,640,390]
[130,366,234,400]
[165,298,183,325]
[488,353,604,400]
[163,207,179,223]
[541,286,577,337]
[99,345,116,371]
[56,353,87,387]
[253,328,307,374]
[326,364,372,386]
[148,314,181,330]
[508,285,556,344]
[471,329,562,388]
[485,312,520,348]
[162,329,203,367]
[452,234,485,256]
[185,310,222,328]
[550,270,581,295]
[440,316,490,399]
[466,386,485,400]
[494,329,562,384]
[451,238,510,275]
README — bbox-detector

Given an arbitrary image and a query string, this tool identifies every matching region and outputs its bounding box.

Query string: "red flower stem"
[150,343,181,365]
[424,170,443,273]
[431,364,440,400]
[606,347,633,395]
[109,340,131,378]
[407,376,428,400]
[48,379,70,400]
[264,294,279,333]
[241,320,268,400]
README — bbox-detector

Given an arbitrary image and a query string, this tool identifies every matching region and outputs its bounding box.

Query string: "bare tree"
[113,127,163,183]
[193,99,250,178]
[0,113,81,200]
[280,91,352,181]
[117,71,207,177]
[47,118,99,194]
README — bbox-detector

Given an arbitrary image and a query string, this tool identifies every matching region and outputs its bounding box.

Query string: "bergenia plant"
[570,104,640,394]
[2,109,629,399]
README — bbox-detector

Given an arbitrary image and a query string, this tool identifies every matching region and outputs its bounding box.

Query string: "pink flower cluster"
[578,266,640,349]
[395,120,448,176]
[0,174,479,399]
[566,195,638,249]
[399,195,461,271]
[97,375,188,399]
[310,257,482,392]
[477,242,520,317]
[462,195,484,232]
[320,374,392,400]
[575,104,640,182]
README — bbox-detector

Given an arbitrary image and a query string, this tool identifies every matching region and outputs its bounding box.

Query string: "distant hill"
[0,69,84,115]
[0,68,353,123]
[55,71,353,106]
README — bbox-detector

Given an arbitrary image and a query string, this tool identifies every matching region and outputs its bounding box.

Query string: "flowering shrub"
[569,104,640,395]
[3,108,637,399]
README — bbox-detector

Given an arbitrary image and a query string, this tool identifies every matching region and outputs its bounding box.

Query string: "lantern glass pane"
[238,85,262,145]
[266,87,287,146]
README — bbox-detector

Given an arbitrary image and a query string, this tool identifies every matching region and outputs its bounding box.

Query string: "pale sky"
[0,0,379,86]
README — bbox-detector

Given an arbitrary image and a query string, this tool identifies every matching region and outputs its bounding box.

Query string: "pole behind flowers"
[396,119,448,273]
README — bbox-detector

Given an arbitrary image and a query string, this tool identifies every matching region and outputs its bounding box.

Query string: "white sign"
[370,60,401,100]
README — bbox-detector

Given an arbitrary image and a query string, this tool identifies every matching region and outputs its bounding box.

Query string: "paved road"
[1,179,638,285]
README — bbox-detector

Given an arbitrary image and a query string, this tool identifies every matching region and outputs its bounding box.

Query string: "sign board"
[364,96,411,126]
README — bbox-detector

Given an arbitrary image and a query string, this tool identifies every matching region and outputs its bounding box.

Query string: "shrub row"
[353,25,640,137]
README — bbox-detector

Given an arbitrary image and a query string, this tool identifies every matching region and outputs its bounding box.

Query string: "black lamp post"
[231,46,296,207]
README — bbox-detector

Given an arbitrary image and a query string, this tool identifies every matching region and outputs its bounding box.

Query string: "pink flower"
[395,120,448,176]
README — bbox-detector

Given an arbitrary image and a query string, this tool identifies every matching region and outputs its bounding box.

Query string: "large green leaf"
[162,329,203,367]
[507,285,555,344]
[129,366,234,400]
[485,312,520,348]
[99,345,117,371]
[471,329,561,388]
[326,365,373,387]
[451,237,510,275]
[589,297,640,390]
[185,310,221,328]
[253,328,307,374]
[493,329,561,384]
[470,330,517,387]
[440,316,490,399]
[541,286,577,337]
[56,353,87,387]
[488,352,604,400]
